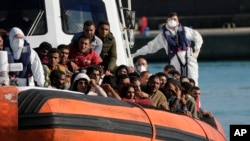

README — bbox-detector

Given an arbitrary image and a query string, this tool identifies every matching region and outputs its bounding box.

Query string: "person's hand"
[203,111,213,118]
[191,49,200,59]
[101,84,112,92]
[183,110,192,117]
[89,79,97,87]
[131,53,137,59]
[105,69,112,75]
[135,91,149,98]
[128,66,135,73]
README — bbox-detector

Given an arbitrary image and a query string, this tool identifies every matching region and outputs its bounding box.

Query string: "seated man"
[69,33,102,69]
[141,75,169,110]
[71,20,103,55]
[49,70,66,89]
[36,41,53,65]
[96,21,117,73]
[57,44,79,73]
[43,48,69,85]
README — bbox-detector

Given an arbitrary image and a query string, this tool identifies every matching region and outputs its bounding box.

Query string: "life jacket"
[162,24,191,60]
[4,40,32,78]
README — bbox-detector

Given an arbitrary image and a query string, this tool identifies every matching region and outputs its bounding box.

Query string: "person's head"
[181,81,192,95]
[190,86,200,101]
[86,65,102,83]
[155,72,168,88]
[83,20,96,39]
[166,12,179,29]
[76,33,91,54]
[9,27,25,60]
[102,74,117,88]
[49,70,66,89]
[38,41,52,57]
[71,72,90,93]
[116,74,130,86]
[0,29,8,50]
[147,75,161,93]
[38,41,52,64]
[135,57,148,73]
[168,70,181,81]
[163,64,175,75]
[115,64,129,78]
[48,48,61,67]
[97,21,110,39]
[165,78,183,97]
[189,78,196,87]
[129,75,141,93]
[139,71,151,85]
[57,44,69,63]
[120,84,136,99]
[98,61,108,75]
[180,76,190,84]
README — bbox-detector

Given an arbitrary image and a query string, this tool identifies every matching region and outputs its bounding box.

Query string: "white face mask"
[11,38,24,60]
[167,19,178,28]
[136,65,147,73]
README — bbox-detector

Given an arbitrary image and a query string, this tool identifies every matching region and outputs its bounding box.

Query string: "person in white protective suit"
[3,27,45,86]
[132,12,203,86]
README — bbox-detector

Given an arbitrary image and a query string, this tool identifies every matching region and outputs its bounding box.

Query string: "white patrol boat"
[0,0,135,67]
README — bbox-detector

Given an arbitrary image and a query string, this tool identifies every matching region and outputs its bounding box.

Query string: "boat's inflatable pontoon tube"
[0,87,226,141]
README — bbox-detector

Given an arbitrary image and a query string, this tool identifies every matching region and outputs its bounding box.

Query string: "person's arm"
[101,84,121,100]
[132,32,167,58]
[184,27,203,58]
[89,79,108,97]
[92,51,102,65]
[70,61,79,73]
[30,48,45,87]
[107,38,117,71]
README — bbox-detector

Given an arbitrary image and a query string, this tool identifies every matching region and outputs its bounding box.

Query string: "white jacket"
[133,26,203,58]
[133,26,203,86]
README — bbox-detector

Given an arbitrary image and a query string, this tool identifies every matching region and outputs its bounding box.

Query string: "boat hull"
[0,86,226,141]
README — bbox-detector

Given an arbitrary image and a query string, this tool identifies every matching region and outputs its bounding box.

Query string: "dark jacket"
[99,32,117,72]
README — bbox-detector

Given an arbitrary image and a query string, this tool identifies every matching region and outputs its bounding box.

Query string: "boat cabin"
[0,0,135,67]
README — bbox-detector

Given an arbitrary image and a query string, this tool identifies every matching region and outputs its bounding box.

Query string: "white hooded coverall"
[133,25,203,86]
[7,27,45,86]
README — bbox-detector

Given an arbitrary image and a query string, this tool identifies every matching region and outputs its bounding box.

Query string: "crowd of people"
[0,14,213,122]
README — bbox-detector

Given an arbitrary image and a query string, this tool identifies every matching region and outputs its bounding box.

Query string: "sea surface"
[148,61,250,141]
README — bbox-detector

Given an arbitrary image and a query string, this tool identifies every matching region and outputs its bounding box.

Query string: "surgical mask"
[167,19,178,28]
[11,38,24,60]
[136,65,147,73]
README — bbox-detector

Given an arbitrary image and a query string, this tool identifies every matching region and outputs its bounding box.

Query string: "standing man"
[4,27,45,86]
[96,21,117,74]
[132,12,203,86]
[71,20,103,55]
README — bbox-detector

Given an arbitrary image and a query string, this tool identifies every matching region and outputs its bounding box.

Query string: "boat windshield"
[0,0,108,35]
[0,0,46,35]
[60,0,108,34]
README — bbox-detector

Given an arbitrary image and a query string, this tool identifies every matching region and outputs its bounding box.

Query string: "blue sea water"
[148,61,250,141]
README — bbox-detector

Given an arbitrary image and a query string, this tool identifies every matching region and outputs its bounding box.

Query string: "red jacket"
[69,44,101,68]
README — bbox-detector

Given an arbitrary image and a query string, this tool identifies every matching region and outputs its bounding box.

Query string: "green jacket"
[100,33,117,72]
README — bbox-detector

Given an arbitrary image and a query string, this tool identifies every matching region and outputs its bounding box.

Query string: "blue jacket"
[4,39,32,78]
[162,25,191,60]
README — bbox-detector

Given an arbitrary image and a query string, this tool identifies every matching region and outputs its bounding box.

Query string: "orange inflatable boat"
[0,86,226,141]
